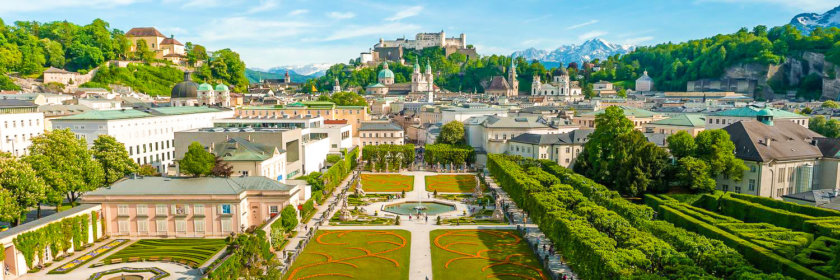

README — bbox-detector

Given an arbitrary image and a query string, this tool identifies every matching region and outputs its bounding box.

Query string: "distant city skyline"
[0,0,835,68]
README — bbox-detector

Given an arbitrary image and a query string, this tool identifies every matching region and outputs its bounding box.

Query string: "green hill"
[245,68,315,84]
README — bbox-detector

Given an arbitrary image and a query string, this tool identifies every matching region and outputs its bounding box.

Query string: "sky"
[0,0,837,69]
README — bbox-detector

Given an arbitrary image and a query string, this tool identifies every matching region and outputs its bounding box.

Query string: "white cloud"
[695,0,837,12]
[288,9,309,16]
[578,31,608,40]
[0,0,138,12]
[622,36,655,45]
[327,11,356,20]
[245,0,278,14]
[322,22,420,41]
[566,20,599,30]
[181,0,221,8]
[385,5,423,21]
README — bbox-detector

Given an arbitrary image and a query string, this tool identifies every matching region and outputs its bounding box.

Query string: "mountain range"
[790,4,840,34]
[244,68,319,84]
[511,38,635,68]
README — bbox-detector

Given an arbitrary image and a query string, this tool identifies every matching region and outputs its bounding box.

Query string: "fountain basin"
[383,201,456,215]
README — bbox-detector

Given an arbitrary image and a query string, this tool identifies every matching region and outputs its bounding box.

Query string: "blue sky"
[0,0,836,69]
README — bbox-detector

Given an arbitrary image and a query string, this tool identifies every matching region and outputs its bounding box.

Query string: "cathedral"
[484,61,519,97]
[531,67,582,98]
[170,72,232,107]
[366,61,437,96]
[411,59,434,93]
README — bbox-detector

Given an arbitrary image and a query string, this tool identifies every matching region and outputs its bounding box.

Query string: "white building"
[411,59,435,93]
[531,67,582,100]
[635,70,654,92]
[706,106,808,130]
[465,115,574,155]
[376,31,466,50]
[313,122,354,153]
[0,100,44,156]
[51,106,234,173]
[359,121,404,148]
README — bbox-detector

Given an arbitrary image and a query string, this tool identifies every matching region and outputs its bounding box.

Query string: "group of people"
[407,212,429,223]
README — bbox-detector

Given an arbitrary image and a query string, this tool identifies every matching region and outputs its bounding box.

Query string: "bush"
[424,143,475,165]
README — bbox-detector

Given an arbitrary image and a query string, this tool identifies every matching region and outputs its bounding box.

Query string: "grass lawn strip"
[284,230,411,280]
[361,174,414,192]
[87,267,169,280]
[425,175,478,193]
[430,229,546,280]
[103,239,226,268]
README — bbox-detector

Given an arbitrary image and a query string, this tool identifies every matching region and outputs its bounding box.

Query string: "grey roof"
[0,99,37,108]
[84,176,296,196]
[483,115,551,129]
[0,204,98,241]
[509,129,594,145]
[359,121,402,131]
[643,132,668,147]
[723,120,823,162]
[783,189,840,212]
[815,137,840,158]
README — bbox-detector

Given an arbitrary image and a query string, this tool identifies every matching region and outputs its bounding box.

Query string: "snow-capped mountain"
[511,38,635,66]
[263,63,332,77]
[790,4,840,34]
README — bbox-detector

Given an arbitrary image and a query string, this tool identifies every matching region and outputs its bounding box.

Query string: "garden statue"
[473,179,483,199]
[339,205,354,221]
[491,198,505,221]
[395,152,404,171]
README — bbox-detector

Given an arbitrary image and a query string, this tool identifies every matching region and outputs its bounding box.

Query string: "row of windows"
[721,179,757,193]
[361,132,402,138]
[117,218,229,234]
[134,151,174,165]
[128,140,175,156]
[362,141,402,146]
[3,118,40,128]
[117,203,233,216]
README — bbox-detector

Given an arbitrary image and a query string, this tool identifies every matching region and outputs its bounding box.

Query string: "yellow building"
[125,27,186,64]
[235,101,370,136]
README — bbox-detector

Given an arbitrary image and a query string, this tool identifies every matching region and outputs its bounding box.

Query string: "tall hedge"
[361,144,413,171]
[424,143,475,165]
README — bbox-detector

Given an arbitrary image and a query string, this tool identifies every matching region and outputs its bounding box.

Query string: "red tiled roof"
[161,37,183,46]
[125,27,165,37]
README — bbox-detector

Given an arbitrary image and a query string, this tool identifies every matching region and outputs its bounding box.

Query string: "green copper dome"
[198,83,213,91]
[378,62,394,79]
[215,84,229,92]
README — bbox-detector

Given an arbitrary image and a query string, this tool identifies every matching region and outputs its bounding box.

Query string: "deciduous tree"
[0,153,46,225]
[437,121,465,145]
[180,142,215,177]
[26,129,104,209]
[92,135,138,184]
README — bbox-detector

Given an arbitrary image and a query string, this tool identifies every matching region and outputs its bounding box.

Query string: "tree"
[810,116,840,138]
[329,91,367,106]
[134,39,155,62]
[185,42,208,66]
[303,172,324,192]
[694,129,747,181]
[437,121,465,145]
[137,164,159,176]
[211,156,233,177]
[0,153,47,225]
[676,157,716,193]
[280,205,298,231]
[26,129,104,209]
[666,131,696,159]
[180,142,215,177]
[822,100,840,109]
[92,135,138,184]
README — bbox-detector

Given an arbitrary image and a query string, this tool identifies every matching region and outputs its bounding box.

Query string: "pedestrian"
[425,215,428,223]
[409,215,412,221]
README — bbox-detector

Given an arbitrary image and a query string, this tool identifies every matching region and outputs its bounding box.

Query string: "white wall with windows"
[0,112,45,156]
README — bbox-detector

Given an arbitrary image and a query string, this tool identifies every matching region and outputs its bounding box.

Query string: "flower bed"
[49,239,129,274]
[87,266,169,280]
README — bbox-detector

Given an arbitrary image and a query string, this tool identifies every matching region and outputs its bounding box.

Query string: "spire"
[425,59,432,73]
[413,57,420,72]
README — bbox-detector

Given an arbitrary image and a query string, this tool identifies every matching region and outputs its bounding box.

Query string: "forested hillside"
[0,18,248,94]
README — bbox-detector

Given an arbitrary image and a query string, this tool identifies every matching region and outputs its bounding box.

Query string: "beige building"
[507,129,592,167]
[635,70,654,92]
[209,137,287,182]
[125,27,186,64]
[235,101,369,136]
[81,176,306,238]
[42,67,95,88]
[574,106,666,130]
[593,81,617,97]
[643,114,706,136]
[716,120,828,199]
[359,121,404,148]
[484,62,519,97]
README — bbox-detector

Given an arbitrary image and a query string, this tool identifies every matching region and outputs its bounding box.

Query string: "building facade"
[359,121,404,147]
[0,100,44,156]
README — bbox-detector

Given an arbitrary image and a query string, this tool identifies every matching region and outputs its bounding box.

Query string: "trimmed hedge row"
[711,194,840,240]
[648,195,830,280]
[730,193,840,218]
[424,143,475,165]
[489,155,709,279]
[539,160,788,279]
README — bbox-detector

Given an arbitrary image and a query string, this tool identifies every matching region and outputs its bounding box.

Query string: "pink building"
[81,176,307,238]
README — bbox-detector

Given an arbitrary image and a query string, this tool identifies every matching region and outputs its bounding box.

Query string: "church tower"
[532,75,541,95]
[284,71,291,84]
[508,60,519,95]
[333,78,341,93]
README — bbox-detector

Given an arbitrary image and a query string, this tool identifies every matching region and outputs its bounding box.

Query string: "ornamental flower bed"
[49,239,129,274]
[88,267,169,280]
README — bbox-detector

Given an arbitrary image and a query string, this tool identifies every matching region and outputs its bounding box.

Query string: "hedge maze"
[430,229,545,280]
[647,192,840,280]
[284,230,411,280]
[489,155,790,279]
[103,239,226,268]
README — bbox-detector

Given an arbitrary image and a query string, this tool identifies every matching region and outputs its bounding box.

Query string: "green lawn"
[285,230,411,280]
[361,174,414,192]
[103,238,226,268]
[430,229,546,280]
[425,175,478,193]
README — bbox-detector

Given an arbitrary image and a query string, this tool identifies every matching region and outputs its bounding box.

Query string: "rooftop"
[213,138,283,161]
[55,106,224,120]
[84,176,296,196]
[582,106,658,118]
[711,105,801,118]
[648,114,706,127]
[359,121,402,131]
[125,27,165,37]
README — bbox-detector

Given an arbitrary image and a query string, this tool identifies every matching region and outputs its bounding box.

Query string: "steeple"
[425,59,432,74]
[413,58,420,73]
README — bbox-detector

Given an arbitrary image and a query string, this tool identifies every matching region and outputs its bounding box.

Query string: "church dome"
[553,67,568,76]
[215,84,230,92]
[171,72,198,98]
[378,67,395,79]
[198,83,213,91]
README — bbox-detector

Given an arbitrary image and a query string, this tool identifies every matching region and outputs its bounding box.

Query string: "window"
[735,186,742,193]
[778,168,786,183]
[137,220,148,232]
[750,165,757,173]
[174,204,188,215]
[748,179,756,191]
[117,204,129,216]
[722,185,729,192]
[221,219,232,232]
[195,220,205,232]
[156,220,167,232]
[269,206,279,215]
[566,147,570,153]
[175,220,186,232]
[156,204,168,215]
[194,204,205,216]
[118,220,129,233]
[220,204,232,214]
[136,204,147,216]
